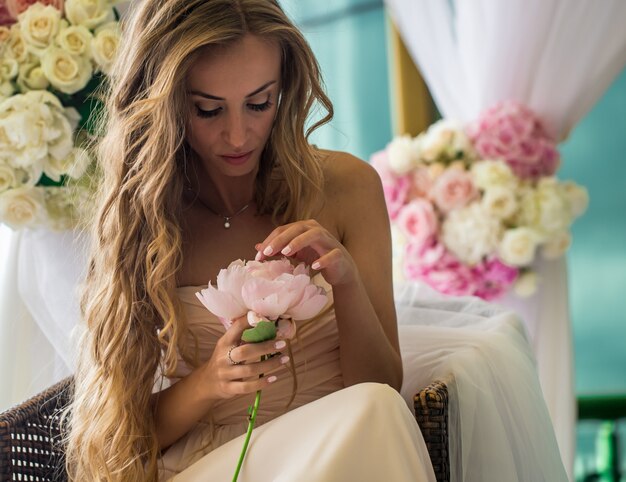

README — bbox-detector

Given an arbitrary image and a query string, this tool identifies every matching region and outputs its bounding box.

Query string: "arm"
[255,152,402,390]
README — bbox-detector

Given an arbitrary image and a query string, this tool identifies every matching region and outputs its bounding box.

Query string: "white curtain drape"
[383,0,626,478]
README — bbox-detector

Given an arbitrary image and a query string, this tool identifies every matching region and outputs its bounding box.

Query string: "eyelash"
[195,100,274,119]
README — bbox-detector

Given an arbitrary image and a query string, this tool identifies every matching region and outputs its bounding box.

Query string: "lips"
[221,150,253,165]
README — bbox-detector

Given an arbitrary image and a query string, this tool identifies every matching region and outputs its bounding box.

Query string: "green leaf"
[241,321,276,343]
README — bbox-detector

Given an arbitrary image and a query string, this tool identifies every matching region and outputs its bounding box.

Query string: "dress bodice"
[162,275,343,468]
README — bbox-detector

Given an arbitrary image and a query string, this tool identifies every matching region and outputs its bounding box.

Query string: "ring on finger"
[227,345,242,365]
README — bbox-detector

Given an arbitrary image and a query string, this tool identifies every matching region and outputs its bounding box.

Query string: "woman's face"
[185,34,282,181]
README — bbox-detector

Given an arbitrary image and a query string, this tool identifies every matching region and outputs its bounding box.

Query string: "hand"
[254,219,358,286]
[201,316,290,400]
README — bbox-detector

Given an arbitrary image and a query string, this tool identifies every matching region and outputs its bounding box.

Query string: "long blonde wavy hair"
[64,1,333,480]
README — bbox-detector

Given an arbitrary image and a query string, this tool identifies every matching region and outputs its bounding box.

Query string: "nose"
[223,110,247,149]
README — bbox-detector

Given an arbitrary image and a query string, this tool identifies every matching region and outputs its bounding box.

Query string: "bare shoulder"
[316,149,386,242]
[318,149,383,200]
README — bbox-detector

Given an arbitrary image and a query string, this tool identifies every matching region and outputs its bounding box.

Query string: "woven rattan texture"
[415,379,450,482]
[0,377,73,481]
[1,376,450,481]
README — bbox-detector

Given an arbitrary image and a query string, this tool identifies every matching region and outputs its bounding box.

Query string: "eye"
[248,99,273,112]
[195,106,221,118]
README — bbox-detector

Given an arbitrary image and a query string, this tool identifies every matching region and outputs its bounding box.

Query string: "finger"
[279,227,333,259]
[311,247,343,271]
[221,315,251,346]
[229,374,280,395]
[228,353,290,379]
[256,221,316,260]
[235,338,288,362]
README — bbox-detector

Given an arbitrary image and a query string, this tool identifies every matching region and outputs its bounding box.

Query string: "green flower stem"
[232,389,262,482]
[232,354,267,482]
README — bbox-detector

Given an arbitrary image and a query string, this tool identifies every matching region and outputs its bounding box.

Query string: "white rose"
[482,186,518,220]
[92,22,119,74]
[0,163,18,193]
[43,186,78,230]
[441,202,502,265]
[1,58,18,81]
[45,146,91,181]
[56,23,93,58]
[0,185,45,229]
[41,46,93,94]
[513,271,538,298]
[541,230,571,259]
[561,181,589,218]
[535,178,571,235]
[387,135,419,175]
[65,0,116,30]
[18,4,62,56]
[499,227,540,267]
[0,90,74,171]
[17,61,50,91]
[471,159,517,190]
[64,106,82,131]
[7,26,29,63]
[0,81,14,99]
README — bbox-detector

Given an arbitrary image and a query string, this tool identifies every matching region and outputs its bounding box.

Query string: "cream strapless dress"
[158,279,567,482]
[157,279,437,482]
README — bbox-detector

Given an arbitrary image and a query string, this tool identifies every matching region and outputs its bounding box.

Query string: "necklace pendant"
[224,219,231,229]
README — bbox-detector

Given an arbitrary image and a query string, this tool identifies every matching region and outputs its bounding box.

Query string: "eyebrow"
[188,80,277,100]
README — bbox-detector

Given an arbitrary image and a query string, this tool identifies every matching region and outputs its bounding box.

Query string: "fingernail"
[312,261,321,270]
[254,251,262,261]
[280,356,290,364]
[263,246,273,256]
[281,245,291,255]
[268,375,277,383]
[275,340,286,349]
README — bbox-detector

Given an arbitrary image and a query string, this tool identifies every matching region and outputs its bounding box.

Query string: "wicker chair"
[0,377,450,482]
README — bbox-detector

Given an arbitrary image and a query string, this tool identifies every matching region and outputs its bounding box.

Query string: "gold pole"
[387,15,434,137]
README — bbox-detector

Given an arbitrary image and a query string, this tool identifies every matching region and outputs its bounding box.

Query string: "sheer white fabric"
[0,227,86,411]
[383,0,626,476]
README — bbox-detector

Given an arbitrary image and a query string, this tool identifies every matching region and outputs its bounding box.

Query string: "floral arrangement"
[0,0,121,230]
[196,257,328,480]
[373,101,588,300]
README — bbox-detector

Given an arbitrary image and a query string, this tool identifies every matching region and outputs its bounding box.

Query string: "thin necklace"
[195,196,251,229]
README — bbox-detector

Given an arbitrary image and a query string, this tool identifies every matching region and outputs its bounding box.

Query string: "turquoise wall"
[561,68,626,395]
[281,0,626,396]
[280,0,391,160]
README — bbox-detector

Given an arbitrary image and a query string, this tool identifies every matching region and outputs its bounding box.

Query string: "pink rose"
[404,241,477,297]
[371,149,411,220]
[468,100,560,180]
[408,165,433,199]
[6,0,64,17]
[0,4,15,25]
[396,199,438,249]
[430,168,477,212]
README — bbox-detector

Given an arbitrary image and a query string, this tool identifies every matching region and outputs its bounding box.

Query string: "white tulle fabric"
[396,281,567,482]
[382,0,626,475]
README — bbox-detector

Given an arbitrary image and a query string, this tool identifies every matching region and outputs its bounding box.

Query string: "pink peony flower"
[471,257,519,300]
[196,258,328,336]
[6,0,64,17]
[430,168,477,213]
[468,100,560,181]
[396,199,438,250]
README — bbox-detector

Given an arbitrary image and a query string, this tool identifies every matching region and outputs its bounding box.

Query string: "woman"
[66,1,569,481]
[66,1,435,480]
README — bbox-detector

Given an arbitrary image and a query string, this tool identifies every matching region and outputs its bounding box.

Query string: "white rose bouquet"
[0,0,121,230]
[372,101,588,299]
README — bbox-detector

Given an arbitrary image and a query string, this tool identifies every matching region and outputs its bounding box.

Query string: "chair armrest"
[414,378,451,482]
[0,376,73,481]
